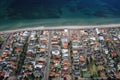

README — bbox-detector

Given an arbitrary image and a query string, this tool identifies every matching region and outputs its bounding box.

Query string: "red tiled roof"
[37,61,44,65]
[40,48,46,52]
[0,71,5,77]
[53,60,59,63]
[63,60,69,65]
[112,52,117,57]
[23,70,30,76]
[64,73,70,78]
[55,73,60,77]
[51,38,58,42]
[118,46,120,49]
[53,55,60,59]
[11,65,16,69]
[2,52,7,57]
[9,60,16,65]
[63,42,68,49]
[0,57,3,61]
[15,47,22,52]
[105,37,111,42]
[49,72,55,77]
[2,51,7,55]
[80,56,85,62]
[63,65,69,70]
[114,40,119,44]
[26,53,32,57]
[41,40,47,44]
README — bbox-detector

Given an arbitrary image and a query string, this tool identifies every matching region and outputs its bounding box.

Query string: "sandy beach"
[0,23,120,34]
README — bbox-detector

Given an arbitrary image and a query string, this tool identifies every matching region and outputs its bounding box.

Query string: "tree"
[86,58,89,65]
[90,56,93,62]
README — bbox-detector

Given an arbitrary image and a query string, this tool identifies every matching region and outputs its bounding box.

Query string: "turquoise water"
[0,0,120,31]
[0,18,120,31]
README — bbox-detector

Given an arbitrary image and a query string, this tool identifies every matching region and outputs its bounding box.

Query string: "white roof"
[72,43,79,48]
[63,54,68,57]
[99,36,104,40]
[31,37,37,40]
[23,33,28,37]
[27,49,34,52]
[105,50,108,54]
[64,29,68,32]
[95,28,100,34]
[61,38,68,42]
[62,49,68,53]
[90,37,96,40]
[113,38,117,40]
[104,48,108,54]
[118,35,120,39]
[32,61,36,66]
[40,44,46,48]
[40,38,47,40]
[37,57,46,61]
[52,50,60,55]
[30,35,35,38]
[35,65,43,68]
[53,36,58,38]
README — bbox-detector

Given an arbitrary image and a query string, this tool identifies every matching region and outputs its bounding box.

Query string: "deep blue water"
[0,0,120,30]
[0,0,120,20]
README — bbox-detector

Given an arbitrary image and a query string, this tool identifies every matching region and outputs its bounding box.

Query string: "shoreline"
[1,18,120,31]
[0,23,120,34]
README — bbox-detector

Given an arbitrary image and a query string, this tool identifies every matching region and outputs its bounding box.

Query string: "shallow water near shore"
[0,18,120,31]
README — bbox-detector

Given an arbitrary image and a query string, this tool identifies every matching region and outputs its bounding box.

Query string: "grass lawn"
[82,71,91,78]
[88,60,99,77]
[92,64,99,77]
[0,37,3,42]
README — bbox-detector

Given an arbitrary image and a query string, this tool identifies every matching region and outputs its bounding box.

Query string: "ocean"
[0,0,120,31]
